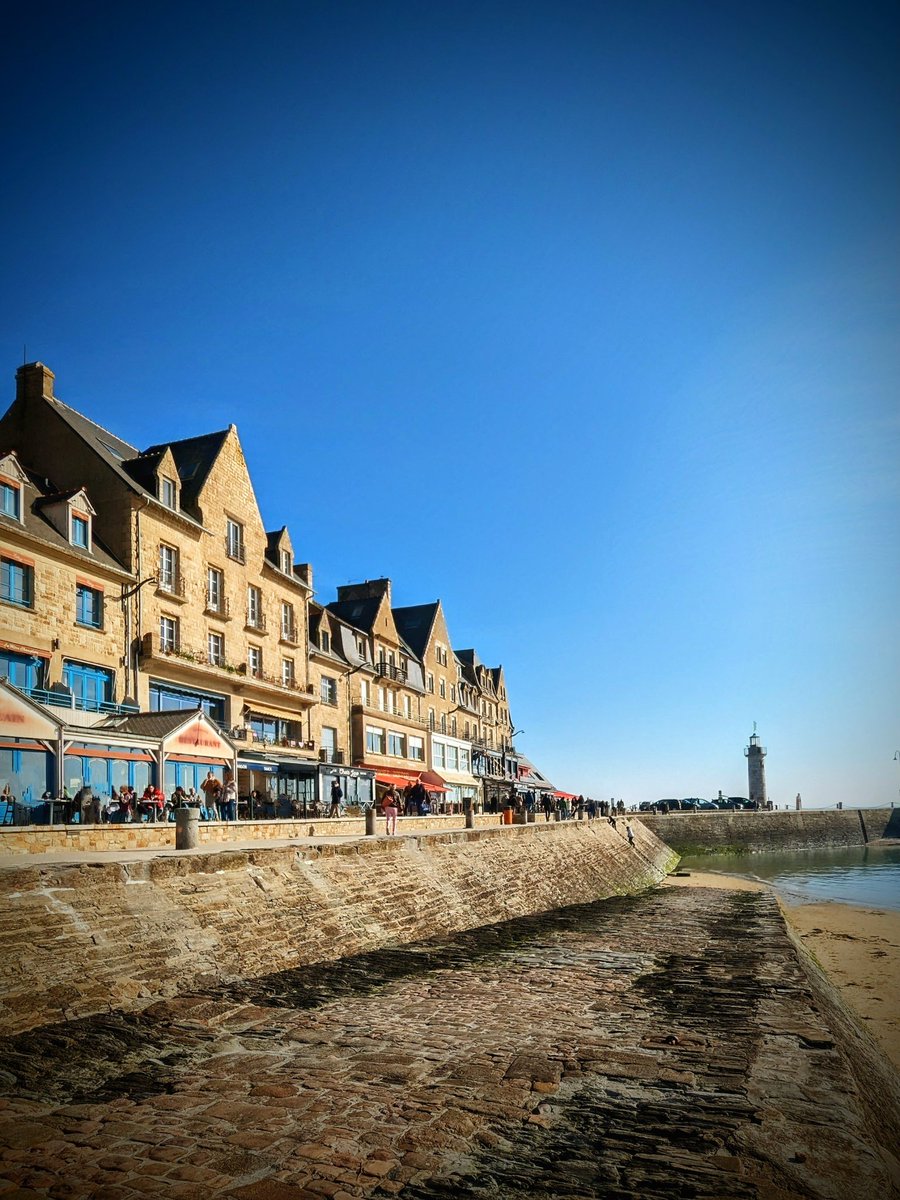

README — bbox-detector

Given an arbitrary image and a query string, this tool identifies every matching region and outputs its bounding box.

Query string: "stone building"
[0,362,318,807]
[326,579,436,796]
[393,601,481,811]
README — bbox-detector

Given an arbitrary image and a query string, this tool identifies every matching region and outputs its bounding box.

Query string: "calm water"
[679,842,900,911]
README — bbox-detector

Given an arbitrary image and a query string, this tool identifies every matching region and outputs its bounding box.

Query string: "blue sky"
[2,1,897,807]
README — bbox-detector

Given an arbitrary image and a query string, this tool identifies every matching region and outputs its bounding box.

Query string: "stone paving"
[0,886,897,1199]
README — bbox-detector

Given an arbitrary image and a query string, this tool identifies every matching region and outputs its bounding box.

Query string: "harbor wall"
[638,807,898,855]
[0,819,677,1036]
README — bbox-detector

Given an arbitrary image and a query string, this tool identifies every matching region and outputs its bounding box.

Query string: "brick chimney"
[16,362,55,403]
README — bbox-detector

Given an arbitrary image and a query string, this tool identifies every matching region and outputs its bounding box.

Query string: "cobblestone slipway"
[1,886,898,1200]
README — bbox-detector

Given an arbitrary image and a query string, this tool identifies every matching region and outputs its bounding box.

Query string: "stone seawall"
[0,820,677,1036]
[639,807,898,854]
[0,812,502,855]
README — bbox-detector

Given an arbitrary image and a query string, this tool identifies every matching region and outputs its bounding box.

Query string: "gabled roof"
[393,602,439,659]
[134,429,230,513]
[101,710,198,738]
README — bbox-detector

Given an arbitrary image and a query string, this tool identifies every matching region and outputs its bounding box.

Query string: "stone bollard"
[513,811,528,825]
[464,801,474,829]
[365,805,376,836]
[175,808,200,850]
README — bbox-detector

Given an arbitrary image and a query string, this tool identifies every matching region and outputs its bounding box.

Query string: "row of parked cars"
[637,797,754,812]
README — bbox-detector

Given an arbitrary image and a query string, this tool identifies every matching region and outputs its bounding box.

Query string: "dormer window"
[71,513,90,549]
[160,475,178,510]
[280,550,292,574]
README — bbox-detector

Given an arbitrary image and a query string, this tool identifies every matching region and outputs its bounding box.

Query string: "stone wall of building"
[0,820,677,1035]
[639,807,898,854]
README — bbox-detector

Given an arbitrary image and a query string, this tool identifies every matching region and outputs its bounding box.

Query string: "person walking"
[382,786,399,836]
[626,822,635,847]
[329,777,343,818]
[221,777,237,822]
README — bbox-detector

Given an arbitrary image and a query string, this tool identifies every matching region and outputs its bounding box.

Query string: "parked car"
[680,798,705,810]
[696,799,718,810]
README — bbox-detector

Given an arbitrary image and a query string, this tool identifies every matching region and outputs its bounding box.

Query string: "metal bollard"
[365,805,376,836]
[175,808,200,849]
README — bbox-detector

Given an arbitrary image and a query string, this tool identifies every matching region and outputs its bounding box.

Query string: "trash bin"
[502,807,513,825]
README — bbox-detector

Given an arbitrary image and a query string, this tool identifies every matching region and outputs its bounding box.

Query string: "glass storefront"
[0,745,51,807]
[163,760,225,795]
[63,745,154,797]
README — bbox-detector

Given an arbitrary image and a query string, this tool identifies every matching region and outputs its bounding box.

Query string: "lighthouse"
[744,724,768,808]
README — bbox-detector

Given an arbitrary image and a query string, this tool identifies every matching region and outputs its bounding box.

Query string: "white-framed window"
[360,679,371,707]
[208,632,224,667]
[450,684,456,703]
[321,726,337,757]
[403,694,411,718]
[355,636,367,659]
[386,689,395,714]
[408,735,424,761]
[388,731,405,756]
[459,747,470,772]
[226,517,244,562]
[439,678,446,699]
[160,615,178,653]
[366,725,385,754]
[432,741,445,769]
[377,686,385,711]
[320,629,330,652]
[282,658,295,687]
[160,475,177,509]
[446,744,459,770]
[248,645,262,677]
[281,601,295,640]
[427,672,434,693]
[440,713,447,733]
[428,707,435,730]
[159,544,178,592]
[280,549,292,574]
[247,585,263,629]
[450,716,457,737]
[321,676,338,705]
[207,567,224,612]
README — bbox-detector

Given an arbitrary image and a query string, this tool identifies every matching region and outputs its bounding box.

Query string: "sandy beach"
[665,869,900,1072]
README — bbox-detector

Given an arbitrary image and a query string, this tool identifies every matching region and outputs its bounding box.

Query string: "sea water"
[678,842,900,911]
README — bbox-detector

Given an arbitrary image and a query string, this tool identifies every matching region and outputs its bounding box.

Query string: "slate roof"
[392,603,439,659]
[326,596,382,633]
[0,460,131,577]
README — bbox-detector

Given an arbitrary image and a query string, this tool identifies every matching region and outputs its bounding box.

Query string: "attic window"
[160,475,178,510]
[0,480,21,521]
[71,512,90,550]
[280,550,292,574]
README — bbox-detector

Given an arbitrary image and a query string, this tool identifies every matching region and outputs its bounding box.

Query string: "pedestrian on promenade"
[382,786,399,836]
[221,778,237,821]
[329,778,343,818]
[542,793,552,822]
[201,771,221,820]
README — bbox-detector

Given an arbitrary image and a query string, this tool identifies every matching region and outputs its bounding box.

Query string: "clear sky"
[1,2,897,808]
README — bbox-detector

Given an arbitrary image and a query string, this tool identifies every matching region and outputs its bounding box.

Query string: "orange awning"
[554,791,578,800]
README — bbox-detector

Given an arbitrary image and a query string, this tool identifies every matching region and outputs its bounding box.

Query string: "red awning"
[554,791,578,800]
[367,766,449,793]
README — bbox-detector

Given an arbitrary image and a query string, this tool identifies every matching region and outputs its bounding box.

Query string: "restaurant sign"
[0,682,61,740]
[164,712,234,759]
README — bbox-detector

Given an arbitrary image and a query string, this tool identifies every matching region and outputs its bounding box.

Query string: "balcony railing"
[375,662,408,682]
[14,683,139,717]
[156,573,186,600]
[204,596,231,619]
[279,623,299,645]
[245,611,267,633]
[225,536,246,564]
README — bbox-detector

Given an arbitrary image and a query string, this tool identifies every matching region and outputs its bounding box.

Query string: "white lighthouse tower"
[744,723,768,808]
